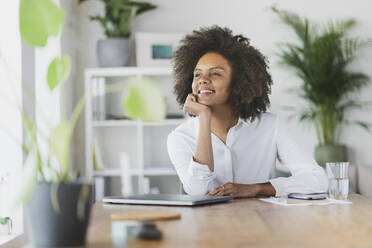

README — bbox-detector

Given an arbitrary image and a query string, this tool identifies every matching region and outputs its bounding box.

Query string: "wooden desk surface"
[86,194,372,248]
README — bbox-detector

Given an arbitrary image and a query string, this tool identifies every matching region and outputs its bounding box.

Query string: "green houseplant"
[79,0,157,67]
[272,7,371,167]
[17,0,91,246]
[15,0,165,245]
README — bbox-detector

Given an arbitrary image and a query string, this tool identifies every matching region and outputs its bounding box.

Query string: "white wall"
[72,0,372,172]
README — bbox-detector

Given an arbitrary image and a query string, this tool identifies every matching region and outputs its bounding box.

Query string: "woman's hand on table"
[208,182,276,198]
[208,182,259,198]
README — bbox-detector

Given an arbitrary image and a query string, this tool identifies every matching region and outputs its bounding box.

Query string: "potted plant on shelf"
[79,0,157,67]
[272,7,371,167]
[17,0,91,246]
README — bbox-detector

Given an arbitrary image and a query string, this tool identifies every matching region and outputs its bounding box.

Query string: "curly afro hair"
[173,26,273,121]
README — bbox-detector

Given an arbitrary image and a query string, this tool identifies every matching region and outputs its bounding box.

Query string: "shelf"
[92,118,186,127]
[93,167,177,177]
[85,66,181,196]
[85,66,172,77]
[134,168,177,176]
[93,169,121,177]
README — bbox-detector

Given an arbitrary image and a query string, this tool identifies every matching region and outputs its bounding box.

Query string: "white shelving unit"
[92,168,177,177]
[84,67,184,201]
[92,118,185,127]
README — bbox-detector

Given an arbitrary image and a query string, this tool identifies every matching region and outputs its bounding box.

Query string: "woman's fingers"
[222,185,233,196]
[184,93,209,116]
[186,93,196,102]
[184,92,212,117]
[208,185,232,196]
[208,188,221,196]
[208,186,223,196]
[215,190,225,196]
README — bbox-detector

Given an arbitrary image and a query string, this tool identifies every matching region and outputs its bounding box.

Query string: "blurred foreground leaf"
[123,77,166,122]
[50,122,72,180]
[20,0,64,47]
[15,150,38,205]
[47,55,71,91]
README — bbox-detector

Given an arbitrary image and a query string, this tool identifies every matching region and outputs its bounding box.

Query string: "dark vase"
[27,182,92,247]
[97,38,131,67]
[314,144,348,167]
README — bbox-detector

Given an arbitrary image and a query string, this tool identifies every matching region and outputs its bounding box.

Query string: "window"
[0,0,23,244]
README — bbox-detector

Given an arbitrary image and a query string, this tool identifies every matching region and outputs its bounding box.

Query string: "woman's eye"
[194,74,200,78]
[211,72,220,76]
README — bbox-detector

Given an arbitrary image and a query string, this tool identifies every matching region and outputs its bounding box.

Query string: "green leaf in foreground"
[15,150,38,205]
[123,77,166,122]
[50,122,72,179]
[20,0,65,47]
[47,55,71,91]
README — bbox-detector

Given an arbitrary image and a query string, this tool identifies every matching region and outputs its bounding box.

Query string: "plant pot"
[27,182,92,247]
[97,38,130,67]
[314,144,348,167]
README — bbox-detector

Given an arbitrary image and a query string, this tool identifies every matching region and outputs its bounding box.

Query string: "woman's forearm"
[208,182,276,197]
[193,111,214,171]
[255,182,276,197]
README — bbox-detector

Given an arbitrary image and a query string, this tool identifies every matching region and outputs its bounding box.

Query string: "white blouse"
[167,112,328,197]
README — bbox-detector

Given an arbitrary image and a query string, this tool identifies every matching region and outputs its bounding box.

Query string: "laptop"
[102,194,233,206]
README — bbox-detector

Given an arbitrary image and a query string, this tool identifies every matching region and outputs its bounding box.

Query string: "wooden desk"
[86,194,372,248]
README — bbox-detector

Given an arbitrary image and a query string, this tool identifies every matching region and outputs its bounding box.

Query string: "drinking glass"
[326,162,349,200]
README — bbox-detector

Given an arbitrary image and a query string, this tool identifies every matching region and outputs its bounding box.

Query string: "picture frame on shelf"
[135,32,185,67]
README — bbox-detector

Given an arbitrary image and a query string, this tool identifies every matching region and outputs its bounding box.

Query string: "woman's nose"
[198,74,210,84]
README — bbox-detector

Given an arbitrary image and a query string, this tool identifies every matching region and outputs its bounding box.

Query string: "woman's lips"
[198,89,215,96]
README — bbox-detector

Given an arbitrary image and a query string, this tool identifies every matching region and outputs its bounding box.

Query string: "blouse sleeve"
[167,132,219,195]
[269,116,328,197]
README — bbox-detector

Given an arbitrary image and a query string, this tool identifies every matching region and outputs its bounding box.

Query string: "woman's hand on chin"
[183,93,211,117]
[207,182,260,198]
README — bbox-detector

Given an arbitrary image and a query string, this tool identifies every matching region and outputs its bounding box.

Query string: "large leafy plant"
[17,0,85,204]
[79,0,156,38]
[273,7,371,146]
[16,0,164,205]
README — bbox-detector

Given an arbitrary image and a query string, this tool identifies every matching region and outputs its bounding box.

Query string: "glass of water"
[326,162,349,200]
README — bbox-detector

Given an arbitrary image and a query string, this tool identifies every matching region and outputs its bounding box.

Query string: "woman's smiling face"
[192,52,233,106]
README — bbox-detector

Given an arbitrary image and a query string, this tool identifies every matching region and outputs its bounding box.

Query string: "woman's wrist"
[198,110,211,132]
[238,184,262,198]
[199,109,211,120]
[256,182,276,197]
[198,110,212,131]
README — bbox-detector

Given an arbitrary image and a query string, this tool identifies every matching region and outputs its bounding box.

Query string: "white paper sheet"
[259,197,352,206]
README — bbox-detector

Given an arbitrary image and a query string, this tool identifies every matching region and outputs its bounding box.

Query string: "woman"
[167,26,328,198]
